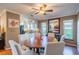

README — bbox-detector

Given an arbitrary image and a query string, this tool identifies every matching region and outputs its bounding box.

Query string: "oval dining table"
[24,36,58,55]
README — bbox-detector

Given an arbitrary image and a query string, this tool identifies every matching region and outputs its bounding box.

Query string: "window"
[20,25,25,34]
[29,21,37,31]
[63,20,73,40]
[41,22,47,36]
[29,22,34,30]
[29,21,37,38]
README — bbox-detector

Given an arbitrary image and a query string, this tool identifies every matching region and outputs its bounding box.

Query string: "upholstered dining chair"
[34,32,42,53]
[44,42,65,55]
[9,40,34,55]
[60,35,65,42]
[48,33,55,42]
[48,33,55,37]
[34,32,41,45]
[34,32,41,39]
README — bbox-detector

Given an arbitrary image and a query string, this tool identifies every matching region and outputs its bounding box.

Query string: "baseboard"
[65,43,77,47]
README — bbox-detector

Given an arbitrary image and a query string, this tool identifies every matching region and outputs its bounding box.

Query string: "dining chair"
[48,33,55,42]
[44,42,65,55]
[48,33,55,38]
[34,32,41,39]
[9,40,34,55]
[34,32,41,45]
[60,35,65,42]
[34,32,41,52]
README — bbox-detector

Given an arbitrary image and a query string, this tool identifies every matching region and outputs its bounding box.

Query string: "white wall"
[77,13,79,52]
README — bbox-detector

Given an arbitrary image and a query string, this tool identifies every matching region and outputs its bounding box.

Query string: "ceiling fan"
[32,4,53,15]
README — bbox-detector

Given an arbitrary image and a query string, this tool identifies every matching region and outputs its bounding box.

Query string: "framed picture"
[48,18,60,33]
[8,19,19,28]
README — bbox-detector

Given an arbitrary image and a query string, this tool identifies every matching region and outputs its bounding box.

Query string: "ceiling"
[0,3,79,20]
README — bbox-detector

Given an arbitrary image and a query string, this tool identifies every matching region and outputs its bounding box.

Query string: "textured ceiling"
[0,3,79,19]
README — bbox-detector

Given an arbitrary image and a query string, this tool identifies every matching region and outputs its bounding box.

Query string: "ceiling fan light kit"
[32,4,53,15]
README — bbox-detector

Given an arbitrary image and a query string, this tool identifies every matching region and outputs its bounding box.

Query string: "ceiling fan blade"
[32,8,38,10]
[45,10,53,12]
[35,12,39,14]
[42,4,47,8]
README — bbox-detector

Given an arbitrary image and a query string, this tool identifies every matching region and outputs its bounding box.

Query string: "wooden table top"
[23,36,58,48]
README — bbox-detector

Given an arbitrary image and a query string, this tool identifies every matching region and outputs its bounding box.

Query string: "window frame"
[63,19,73,40]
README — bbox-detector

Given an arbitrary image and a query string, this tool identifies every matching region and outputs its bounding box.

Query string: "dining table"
[23,35,58,55]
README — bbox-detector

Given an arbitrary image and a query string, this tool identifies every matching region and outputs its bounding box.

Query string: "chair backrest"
[60,35,65,42]
[9,40,33,55]
[34,33,41,47]
[48,33,55,42]
[34,32,42,41]
[48,33,55,38]
[44,42,65,55]
[35,33,41,39]
[9,40,22,55]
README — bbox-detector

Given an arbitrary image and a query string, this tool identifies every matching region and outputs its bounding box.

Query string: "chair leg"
[36,48,40,55]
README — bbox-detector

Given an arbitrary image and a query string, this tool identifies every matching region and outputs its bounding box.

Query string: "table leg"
[29,47,32,50]
[36,48,40,55]
[29,47,36,53]
[33,48,36,52]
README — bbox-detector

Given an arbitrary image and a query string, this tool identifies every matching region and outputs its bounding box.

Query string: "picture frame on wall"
[48,18,60,33]
[8,19,19,28]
